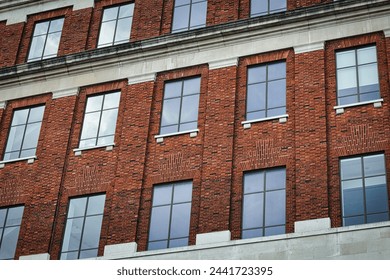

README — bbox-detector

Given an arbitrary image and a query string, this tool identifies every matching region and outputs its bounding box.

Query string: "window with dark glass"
[172,0,207,33]
[246,61,286,121]
[242,168,286,239]
[27,18,64,62]
[148,181,193,250]
[0,205,24,260]
[79,92,120,149]
[250,0,286,17]
[3,106,45,161]
[60,194,106,260]
[340,154,389,226]
[97,3,134,48]
[336,45,380,106]
[160,77,200,135]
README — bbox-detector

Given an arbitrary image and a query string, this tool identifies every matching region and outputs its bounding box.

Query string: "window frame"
[171,0,208,33]
[250,0,287,18]
[0,205,24,260]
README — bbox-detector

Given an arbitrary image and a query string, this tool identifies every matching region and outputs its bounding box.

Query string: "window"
[172,0,207,33]
[246,61,286,121]
[27,18,64,62]
[340,154,389,226]
[250,0,286,17]
[160,77,200,135]
[97,3,134,48]
[242,168,286,239]
[60,194,106,260]
[336,45,380,106]
[0,206,24,260]
[3,106,45,161]
[148,181,193,250]
[79,92,120,149]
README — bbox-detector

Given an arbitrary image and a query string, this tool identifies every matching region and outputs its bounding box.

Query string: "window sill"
[0,156,37,169]
[334,99,383,114]
[241,114,288,129]
[73,143,115,156]
[155,129,199,143]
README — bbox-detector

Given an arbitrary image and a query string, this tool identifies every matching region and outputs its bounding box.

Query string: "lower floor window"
[0,205,24,260]
[242,167,286,239]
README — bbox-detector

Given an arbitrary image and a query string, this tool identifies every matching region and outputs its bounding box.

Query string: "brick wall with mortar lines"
[325,32,390,228]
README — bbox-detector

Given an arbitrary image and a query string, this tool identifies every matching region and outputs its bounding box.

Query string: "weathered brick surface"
[0,21,24,67]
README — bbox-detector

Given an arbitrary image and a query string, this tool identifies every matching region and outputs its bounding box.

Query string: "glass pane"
[183,78,200,96]
[251,0,268,16]
[49,18,64,33]
[28,35,46,61]
[170,203,191,239]
[3,152,20,161]
[98,109,118,137]
[247,83,266,113]
[20,149,36,159]
[98,21,116,47]
[81,215,103,250]
[103,92,121,109]
[161,98,180,127]
[265,225,285,236]
[102,6,119,22]
[164,81,182,99]
[242,193,263,230]
[337,68,357,96]
[60,251,79,260]
[190,2,207,28]
[79,249,98,259]
[242,228,262,239]
[342,179,364,217]
[172,6,190,32]
[173,181,192,203]
[79,139,97,149]
[68,197,87,218]
[0,209,6,227]
[357,46,377,65]
[176,0,191,6]
[360,91,380,102]
[365,176,388,214]
[5,125,25,153]
[34,21,49,35]
[160,125,179,135]
[80,112,101,140]
[153,185,172,206]
[119,3,134,18]
[148,241,167,251]
[265,190,285,226]
[5,206,23,226]
[267,79,286,109]
[338,95,358,106]
[344,216,364,226]
[248,66,266,84]
[86,95,104,112]
[0,227,20,260]
[28,106,45,123]
[43,32,61,57]
[180,95,199,123]
[244,171,264,194]
[87,195,106,216]
[247,111,265,121]
[12,109,29,126]
[268,62,286,80]
[270,0,287,12]
[364,154,385,177]
[337,50,356,68]
[114,17,132,44]
[179,122,197,132]
[367,213,389,224]
[169,238,188,248]
[61,217,83,251]
[340,158,362,180]
[267,107,286,117]
[266,168,286,191]
[97,135,115,146]
[21,122,41,150]
[149,206,170,241]
[358,64,379,93]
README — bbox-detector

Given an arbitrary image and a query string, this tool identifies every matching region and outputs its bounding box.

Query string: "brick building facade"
[0,0,389,260]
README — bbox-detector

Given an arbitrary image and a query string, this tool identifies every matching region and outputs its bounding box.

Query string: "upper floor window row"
[172,0,207,33]
[250,0,287,17]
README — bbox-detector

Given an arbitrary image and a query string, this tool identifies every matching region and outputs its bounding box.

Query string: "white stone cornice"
[384,29,390,37]
[0,101,6,109]
[52,87,79,99]
[127,73,156,85]
[208,58,238,70]
[294,42,325,54]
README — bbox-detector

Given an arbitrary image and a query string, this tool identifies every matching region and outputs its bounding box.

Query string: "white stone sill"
[0,156,37,168]
[241,114,288,129]
[155,129,199,143]
[73,143,115,156]
[334,99,383,114]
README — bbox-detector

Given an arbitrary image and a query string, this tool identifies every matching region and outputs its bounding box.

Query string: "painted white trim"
[0,101,6,109]
[19,253,50,260]
[294,41,325,54]
[334,99,383,114]
[73,144,115,155]
[52,87,79,99]
[242,114,289,128]
[208,58,238,70]
[384,29,390,37]
[0,156,37,168]
[127,73,156,85]
[155,129,199,143]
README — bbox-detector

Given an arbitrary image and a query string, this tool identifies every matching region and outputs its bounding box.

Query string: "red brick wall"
[0,21,24,67]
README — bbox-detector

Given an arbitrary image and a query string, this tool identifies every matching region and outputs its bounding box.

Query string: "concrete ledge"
[127,73,156,85]
[0,101,6,109]
[209,58,238,70]
[295,218,331,233]
[19,253,50,260]
[294,42,324,54]
[196,230,231,245]
[103,242,137,259]
[384,29,390,37]
[52,87,79,99]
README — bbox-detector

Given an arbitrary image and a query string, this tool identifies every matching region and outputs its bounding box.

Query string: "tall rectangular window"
[97,3,134,48]
[3,105,45,161]
[60,194,106,260]
[251,0,286,17]
[79,92,120,149]
[0,205,24,260]
[172,0,207,33]
[148,181,193,250]
[27,18,64,62]
[242,168,286,239]
[336,45,380,105]
[340,154,389,226]
[246,61,286,121]
[160,77,200,135]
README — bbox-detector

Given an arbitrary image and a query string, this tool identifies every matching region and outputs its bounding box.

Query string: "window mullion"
[262,171,267,236]
[177,81,185,132]
[18,108,31,158]
[167,184,175,248]
[112,7,121,45]
[95,95,105,146]
[41,21,51,59]
[77,197,90,259]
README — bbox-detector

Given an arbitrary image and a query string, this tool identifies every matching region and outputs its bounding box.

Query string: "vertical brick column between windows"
[198,65,237,234]
[294,49,329,221]
[0,22,24,67]
[207,0,239,25]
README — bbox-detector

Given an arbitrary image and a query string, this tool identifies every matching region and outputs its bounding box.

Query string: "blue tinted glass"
[242,193,263,230]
